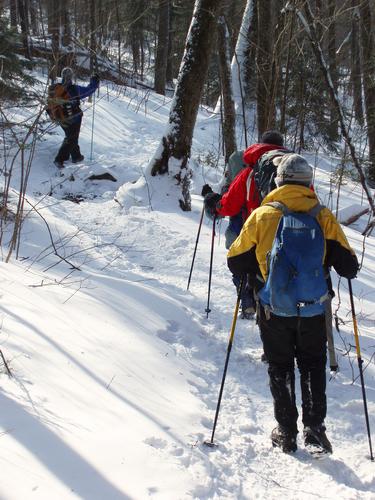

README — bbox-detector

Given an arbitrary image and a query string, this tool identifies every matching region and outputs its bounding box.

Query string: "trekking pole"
[325,297,338,372]
[204,278,243,447]
[187,204,205,290]
[348,279,374,461]
[89,90,96,162]
[205,215,217,318]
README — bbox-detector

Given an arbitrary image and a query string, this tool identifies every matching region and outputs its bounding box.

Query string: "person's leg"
[69,118,83,161]
[296,315,332,453]
[54,125,71,164]
[296,315,327,428]
[259,308,298,434]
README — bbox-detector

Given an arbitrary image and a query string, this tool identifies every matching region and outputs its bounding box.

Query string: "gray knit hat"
[61,67,74,84]
[274,153,313,187]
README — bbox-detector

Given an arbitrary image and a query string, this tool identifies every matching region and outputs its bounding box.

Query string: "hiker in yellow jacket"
[227,153,358,455]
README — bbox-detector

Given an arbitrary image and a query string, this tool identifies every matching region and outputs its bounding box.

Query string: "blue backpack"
[258,202,329,317]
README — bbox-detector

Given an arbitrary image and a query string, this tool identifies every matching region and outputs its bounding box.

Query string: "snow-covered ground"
[0,79,374,499]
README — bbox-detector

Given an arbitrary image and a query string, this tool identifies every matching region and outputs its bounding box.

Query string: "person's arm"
[227,212,258,277]
[75,75,99,100]
[319,209,359,279]
[217,168,250,217]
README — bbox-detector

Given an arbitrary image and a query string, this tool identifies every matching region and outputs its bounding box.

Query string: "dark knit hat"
[260,130,284,146]
[274,153,313,187]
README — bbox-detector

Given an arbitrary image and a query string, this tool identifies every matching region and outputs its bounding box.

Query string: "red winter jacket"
[217,143,286,220]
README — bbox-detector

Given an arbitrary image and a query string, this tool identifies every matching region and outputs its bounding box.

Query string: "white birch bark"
[214,0,254,115]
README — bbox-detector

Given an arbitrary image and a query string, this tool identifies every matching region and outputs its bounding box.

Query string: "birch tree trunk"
[148,0,223,211]
[229,0,254,113]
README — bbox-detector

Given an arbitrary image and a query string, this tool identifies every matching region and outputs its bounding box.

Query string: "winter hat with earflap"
[274,153,313,187]
[61,67,74,84]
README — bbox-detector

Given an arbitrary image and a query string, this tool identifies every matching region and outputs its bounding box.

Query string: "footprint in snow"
[144,437,168,449]
[156,320,192,348]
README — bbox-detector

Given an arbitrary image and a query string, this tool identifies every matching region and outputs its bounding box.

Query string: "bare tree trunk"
[154,0,170,95]
[17,0,31,59]
[89,0,96,73]
[29,0,39,35]
[149,0,223,211]
[10,0,18,27]
[359,0,375,182]
[256,0,272,138]
[350,1,364,125]
[116,0,121,75]
[280,10,295,134]
[48,0,60,80]
[166,1,174,85]
[130,1,145,78]
[62,0,71,47]
[327,0,339,141]
[217,14,237,162]
[268,3,286,132]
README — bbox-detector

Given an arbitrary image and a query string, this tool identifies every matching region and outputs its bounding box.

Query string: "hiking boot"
[303,425,332,455]
[54,160,64,169]
[71,155,84,163]
[271,426,297,453]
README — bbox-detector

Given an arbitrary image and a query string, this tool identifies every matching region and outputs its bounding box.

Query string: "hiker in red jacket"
[202,130,286,221]
[201,130,286,319]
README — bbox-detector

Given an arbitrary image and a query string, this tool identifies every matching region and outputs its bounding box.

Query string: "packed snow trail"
[0,82,374,499]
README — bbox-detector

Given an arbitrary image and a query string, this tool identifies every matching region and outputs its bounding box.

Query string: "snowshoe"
[71,155,84,164]
[271,426,297,453]
[303,425,332,458]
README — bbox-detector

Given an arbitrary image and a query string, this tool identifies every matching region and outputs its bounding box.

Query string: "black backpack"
[253,149,292,202]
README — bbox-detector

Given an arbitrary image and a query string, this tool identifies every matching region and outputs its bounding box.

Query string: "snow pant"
[232,274,255,312]
[55,116,83,163]
[258,306,327,434]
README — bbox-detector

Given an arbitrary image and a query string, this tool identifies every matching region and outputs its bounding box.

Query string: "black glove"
[201,184,213,197]
[204,192,222,219]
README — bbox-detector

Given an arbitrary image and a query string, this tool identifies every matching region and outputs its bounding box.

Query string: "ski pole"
[205,215,217,318]
[325,297,338,372]
[90,89,96,161]
[204,278,244,447]
[348,279,374,461]
[187,204,205,290]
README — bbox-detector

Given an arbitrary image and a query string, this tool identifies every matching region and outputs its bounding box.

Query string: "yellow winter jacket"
[227,184,358,284]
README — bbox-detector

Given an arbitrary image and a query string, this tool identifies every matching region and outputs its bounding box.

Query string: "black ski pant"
[258,307,327,434]
[55,116,82,163]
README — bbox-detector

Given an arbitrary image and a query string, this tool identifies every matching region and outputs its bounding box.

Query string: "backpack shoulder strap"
[246,168,254,201]
[307,203,325,218]
[265,201,290,215]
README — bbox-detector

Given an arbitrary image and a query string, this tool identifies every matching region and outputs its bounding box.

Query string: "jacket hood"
[261,184,319,212]
[243,143,286,167]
